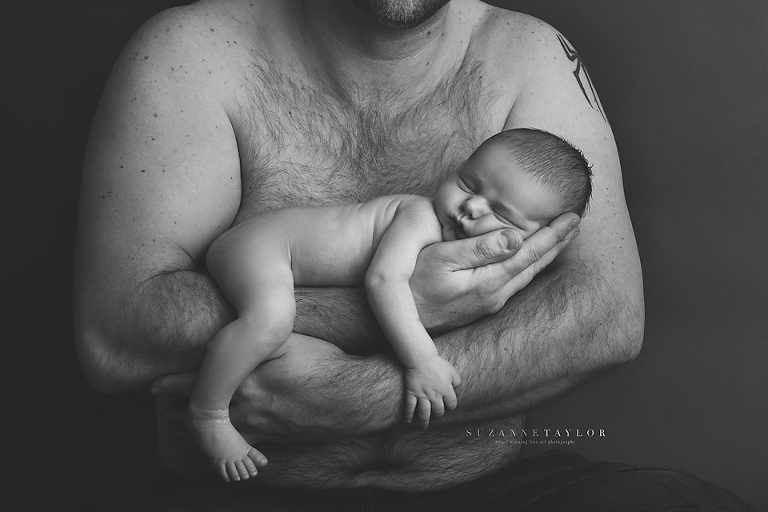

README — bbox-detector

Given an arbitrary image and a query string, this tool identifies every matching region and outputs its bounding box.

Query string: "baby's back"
[266,195,423,286]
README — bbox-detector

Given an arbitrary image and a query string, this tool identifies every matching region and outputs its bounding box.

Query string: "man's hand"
[152,334,403,446]
[412,213,581,333]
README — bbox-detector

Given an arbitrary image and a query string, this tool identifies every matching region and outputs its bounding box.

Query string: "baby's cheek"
[441,224,458,241]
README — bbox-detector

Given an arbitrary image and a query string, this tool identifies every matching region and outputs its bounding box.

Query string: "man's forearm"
[277,259,643,432]
[79,266,387,394]
[433,258,643,424]
[261,258,641,438]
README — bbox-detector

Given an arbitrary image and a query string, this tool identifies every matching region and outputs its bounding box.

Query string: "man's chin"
[351,0,451,30]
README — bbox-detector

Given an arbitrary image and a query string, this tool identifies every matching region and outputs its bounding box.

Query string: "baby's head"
[434,128,592,241]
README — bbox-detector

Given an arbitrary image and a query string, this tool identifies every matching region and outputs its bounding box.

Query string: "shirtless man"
[74,0,750,509]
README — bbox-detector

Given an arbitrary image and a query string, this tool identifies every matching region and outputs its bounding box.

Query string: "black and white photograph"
[6,1,766,510]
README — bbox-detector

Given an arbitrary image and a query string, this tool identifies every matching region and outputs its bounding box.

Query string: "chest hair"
[232,52,497,221]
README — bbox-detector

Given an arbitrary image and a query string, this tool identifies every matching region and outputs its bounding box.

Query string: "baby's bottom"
[189,237,296,482]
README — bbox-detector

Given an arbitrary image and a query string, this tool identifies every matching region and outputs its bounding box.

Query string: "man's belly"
[157,398,525,492]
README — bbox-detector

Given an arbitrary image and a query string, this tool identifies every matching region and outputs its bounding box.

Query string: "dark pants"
[132,450,753,511]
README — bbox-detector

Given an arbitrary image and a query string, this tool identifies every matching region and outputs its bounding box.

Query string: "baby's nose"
[462,197,486,219]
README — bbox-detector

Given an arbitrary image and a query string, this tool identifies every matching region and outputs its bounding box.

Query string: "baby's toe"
[226,461,241,481]
[217,462,230,483]
[235,460,250,480]
[247,447,268,467]
[244,457,258,477]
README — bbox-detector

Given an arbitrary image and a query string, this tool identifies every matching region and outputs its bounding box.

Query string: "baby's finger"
[418,398,431,429]
[444,388,458,411]
[452,368,462,387]
[431,396,445,418]
[405,393,418,423]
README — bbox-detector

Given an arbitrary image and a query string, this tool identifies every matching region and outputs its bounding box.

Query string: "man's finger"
[500,226,579,298]
[436,228,522,271]
[150,371,198,396]
[495,214,579,279]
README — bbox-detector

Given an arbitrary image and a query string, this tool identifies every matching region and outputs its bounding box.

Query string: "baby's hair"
[484,128,592,217]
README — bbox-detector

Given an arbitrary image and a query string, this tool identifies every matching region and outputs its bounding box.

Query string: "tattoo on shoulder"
[557,34,606,121]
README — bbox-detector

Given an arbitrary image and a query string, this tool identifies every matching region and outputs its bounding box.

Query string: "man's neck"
[298,1,470,98]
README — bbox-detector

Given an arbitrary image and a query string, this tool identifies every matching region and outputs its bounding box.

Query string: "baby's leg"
[188,311,290,482]
[190,230,296,482]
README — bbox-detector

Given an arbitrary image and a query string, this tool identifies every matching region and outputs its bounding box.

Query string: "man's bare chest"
[229,55,504,221]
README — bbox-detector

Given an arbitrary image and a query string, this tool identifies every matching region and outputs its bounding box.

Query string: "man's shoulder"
[469,3,573,81]
[105,0,286,112]
[472,3,559,47]
[119,1,277,81]
[126,3,253,62]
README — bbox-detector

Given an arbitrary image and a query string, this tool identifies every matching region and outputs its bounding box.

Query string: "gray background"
[6,1,766,509]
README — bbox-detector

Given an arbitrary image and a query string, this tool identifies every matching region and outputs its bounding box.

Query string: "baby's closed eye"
[459,177,474,193]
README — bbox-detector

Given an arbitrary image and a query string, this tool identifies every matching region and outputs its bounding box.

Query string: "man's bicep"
[78,15,241,269]
[504,30,642,306]
[74,14,242,385]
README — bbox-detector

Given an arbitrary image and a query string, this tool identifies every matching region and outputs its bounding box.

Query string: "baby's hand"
[404,357,461,429]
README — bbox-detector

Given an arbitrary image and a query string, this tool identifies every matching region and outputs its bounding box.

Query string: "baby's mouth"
[452,215,467,238]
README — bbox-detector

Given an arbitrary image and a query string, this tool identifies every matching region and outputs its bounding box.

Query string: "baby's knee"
[261,314,294,343]
[243,297,295,342]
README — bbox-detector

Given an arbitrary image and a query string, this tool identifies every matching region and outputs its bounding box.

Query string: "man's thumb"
[455,229,521,269]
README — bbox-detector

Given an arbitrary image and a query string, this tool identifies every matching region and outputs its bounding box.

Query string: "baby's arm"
[365,198,461,429]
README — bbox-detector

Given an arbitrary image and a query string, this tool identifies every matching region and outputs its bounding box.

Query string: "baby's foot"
[188,406,268,482]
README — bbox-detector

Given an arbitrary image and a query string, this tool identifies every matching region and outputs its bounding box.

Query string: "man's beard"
[351,0,451,30]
